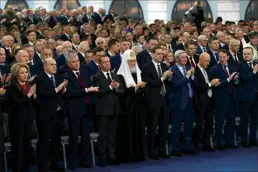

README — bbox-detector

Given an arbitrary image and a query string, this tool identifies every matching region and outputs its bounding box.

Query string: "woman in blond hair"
[6,63,37,172]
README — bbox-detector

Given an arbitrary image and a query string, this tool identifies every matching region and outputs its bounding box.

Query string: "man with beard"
[116,50,146,162]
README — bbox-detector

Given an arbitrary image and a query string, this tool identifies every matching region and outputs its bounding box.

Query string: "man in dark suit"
[94,55,123,167]
[59,25,71,42]
[110,38,130,73]
[35,58,68,171]
[175,32,190,51]
[137,37,158,70]
[207,36,220,68]
[169,50,196,155]
[0,86,7,172]
[64,50,99,170]
[185,40,199,67]
[141,45,172,159]
[227,39,243,67]
[84,47,104,76]
[1,35,15,64]
[239,47,258,147]
[103,7,118,23]
[196,35,209,55]
[192,53,220,152]
[211,49,239,150]
[56,41,73,67]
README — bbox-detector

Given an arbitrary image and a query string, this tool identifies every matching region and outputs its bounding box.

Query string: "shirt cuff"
[85,88,88,93]
[109,85,113,90]
[208,83,211,87]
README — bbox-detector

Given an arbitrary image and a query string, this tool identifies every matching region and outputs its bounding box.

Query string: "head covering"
[117,49,142,88]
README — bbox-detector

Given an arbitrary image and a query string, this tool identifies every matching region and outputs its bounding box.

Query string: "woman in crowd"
[6,63,36,171]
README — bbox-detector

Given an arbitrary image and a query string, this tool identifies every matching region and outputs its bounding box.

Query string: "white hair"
[174,50,186,60]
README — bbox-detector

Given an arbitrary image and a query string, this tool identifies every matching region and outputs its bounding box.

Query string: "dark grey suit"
[93,71,124,163]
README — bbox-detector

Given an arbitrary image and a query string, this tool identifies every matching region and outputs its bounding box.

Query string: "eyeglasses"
[97,42,104,45]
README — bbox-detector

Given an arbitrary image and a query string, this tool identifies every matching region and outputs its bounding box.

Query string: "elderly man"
[192,53,220,152]
[56,41,73,67]
[169,50,195,156]
[64,50,99,170]
[197,35,209,55]
[116,49,146,162]
[245,31,258,60]
[1,35,14,64]
[228,39,243,67]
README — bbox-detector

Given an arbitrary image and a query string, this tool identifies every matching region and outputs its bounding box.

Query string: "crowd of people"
[0,1,258,172]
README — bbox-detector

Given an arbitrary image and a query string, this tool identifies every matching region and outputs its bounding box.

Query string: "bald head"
[16,50,29,63]
[44,58,57,75]
[229,39,240,53]
[198,52,210,69]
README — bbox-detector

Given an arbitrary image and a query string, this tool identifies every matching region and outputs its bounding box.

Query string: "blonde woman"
[6,63,36,172]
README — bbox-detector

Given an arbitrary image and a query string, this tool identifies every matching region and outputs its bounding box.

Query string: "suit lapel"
[174,65,184,78]
[150,62,159,78]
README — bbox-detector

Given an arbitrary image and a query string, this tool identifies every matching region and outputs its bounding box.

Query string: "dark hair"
[184,40,197,49]
[218,49,228,54]
[92,47,104,55]
[26,30,36,36]
[151,45,162,53]
[107,38,118,49]
[22,43,34,49]
[146,37,157,43]
[98,55,109,64]
[208,36,219,45]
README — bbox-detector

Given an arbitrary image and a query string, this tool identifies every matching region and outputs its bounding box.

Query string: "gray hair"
[174,50,186,60]
[65,50,78,63]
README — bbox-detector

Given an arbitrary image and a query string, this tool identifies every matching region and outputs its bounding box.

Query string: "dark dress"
[116,74,146,162]
[6,81,36,171]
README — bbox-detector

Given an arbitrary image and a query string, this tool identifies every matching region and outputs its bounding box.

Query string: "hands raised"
[136,82,146,89]
[87,86,99,92]
[162,70,173,80]
[55,80,68,93]
[110,80,120,89]
[27,84,36,98]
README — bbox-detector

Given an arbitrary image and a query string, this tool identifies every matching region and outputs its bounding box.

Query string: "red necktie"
[76,72,90,103]
[189,56,196,67]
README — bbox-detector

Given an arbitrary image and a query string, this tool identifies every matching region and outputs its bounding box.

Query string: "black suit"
[227,51,243,69]
[136,50,152,71]
[60,34,71,41]
[64,69,92,168]
[93,71,124,163]
[192,66,214,149]
[6,81,36,171]
[175,43,185,51]
[141,61,170,156]
[35,72,65,170]
[0,93,7,171]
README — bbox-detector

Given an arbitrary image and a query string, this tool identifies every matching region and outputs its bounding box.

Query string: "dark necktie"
[248,62,253,69]
[183,67,193,98]
[203,47,207,52]
[107,72,112,84]
[189,56,196,67]
[233,53,239,63]
[50,76,56,88]
[222,65,232,95]
[76,72,90,103]
[157,64,166,96]
[215,53,219,62]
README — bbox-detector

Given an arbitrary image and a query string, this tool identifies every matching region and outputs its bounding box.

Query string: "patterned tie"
[183,67,193,98]
[50,76,56,88]
[222,65,232,95]
[189,56,196,67]
[76,72,90,103]
[157,64,166,96]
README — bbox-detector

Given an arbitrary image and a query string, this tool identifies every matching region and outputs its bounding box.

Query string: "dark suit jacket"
[227,51,243,69]
[35,72,65,121]
[196,45,209,55]
[0,64,10,75]
[238,61,258,102]
[2,47,14,64]
[207,49,219,68]
[58,64,70,75]
[169,64,194,110]
[64,68,91,119]
[85,60,100,77]
[219,43,229,50]
[193,66,212,109]
[110,54,122,73]
[56,54,66,67]
[93,71,124,116]
[141,61,170,107]
[6,81,36,122]
[211,63,238,105]
[136,50,152,71]
[60,34,70,42]
[175,43,185,51]
[186,54,199,67]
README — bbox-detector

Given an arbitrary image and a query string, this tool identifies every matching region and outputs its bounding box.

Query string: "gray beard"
[130,67,137,74]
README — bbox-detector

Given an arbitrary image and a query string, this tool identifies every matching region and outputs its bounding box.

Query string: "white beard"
[130,67,137,74]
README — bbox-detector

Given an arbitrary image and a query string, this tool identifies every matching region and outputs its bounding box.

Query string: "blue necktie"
[183,67,193,98]
[50,76,56,88]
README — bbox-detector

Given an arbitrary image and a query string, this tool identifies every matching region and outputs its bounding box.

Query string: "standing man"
[185,1,205,30]
[211,49,239,150]
[35,58,68,171]
[64,50,99,170]
[141,45,172,159]
[192,53,220,152]
[169,50,195,156]
[239,47,258,147]
[94,56,124,167]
